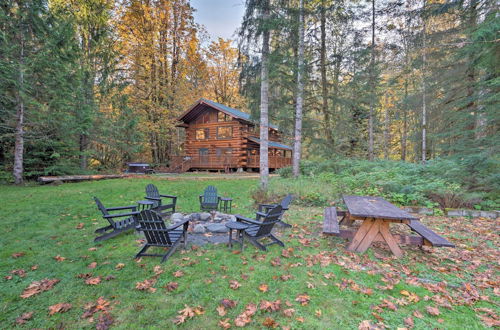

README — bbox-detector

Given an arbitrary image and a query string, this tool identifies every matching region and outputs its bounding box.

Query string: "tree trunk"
[401,77,408,161]
[259,0,270,190]
[293,0,305,178]
[368,0,375,161]
[320,0,332,148]
[384,101,389,160]
[421,0,427,165]
[13,23,25,185]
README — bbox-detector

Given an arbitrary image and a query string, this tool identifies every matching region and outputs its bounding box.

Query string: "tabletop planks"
[343,195,419,221]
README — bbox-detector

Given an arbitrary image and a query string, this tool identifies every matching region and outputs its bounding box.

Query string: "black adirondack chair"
[93,197,139,242]
[199,185,220,211]
[145,184,177,217]
[258,194,293,227]
[135,210,189,263]
[235,205,284,251]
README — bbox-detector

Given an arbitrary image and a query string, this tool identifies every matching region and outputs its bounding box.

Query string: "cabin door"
[199,148,209,165]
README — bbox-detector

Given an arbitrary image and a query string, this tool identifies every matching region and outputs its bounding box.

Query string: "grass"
[1,176,498,329]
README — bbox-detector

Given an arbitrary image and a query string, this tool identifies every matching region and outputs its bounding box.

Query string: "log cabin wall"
[177,99,292,170]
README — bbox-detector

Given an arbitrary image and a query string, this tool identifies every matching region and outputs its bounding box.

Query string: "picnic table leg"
[379,221,403,257]
[341,213,355,227]
[355,220,381,253]
[347,218,375,252]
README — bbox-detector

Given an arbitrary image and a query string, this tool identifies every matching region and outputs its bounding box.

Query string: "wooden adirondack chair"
[235,205,284,251]
[199,185,220,211]
[145,184,177,217]
[93,197,139,242]
[258,194,293,227]
[135,210,189,263]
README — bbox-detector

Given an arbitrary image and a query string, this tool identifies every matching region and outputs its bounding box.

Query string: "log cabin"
[170,98,292,172]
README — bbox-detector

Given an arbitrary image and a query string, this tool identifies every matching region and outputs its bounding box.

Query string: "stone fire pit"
[170,211,237,245]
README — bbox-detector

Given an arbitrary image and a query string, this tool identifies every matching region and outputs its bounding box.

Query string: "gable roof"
[178,98,279,130]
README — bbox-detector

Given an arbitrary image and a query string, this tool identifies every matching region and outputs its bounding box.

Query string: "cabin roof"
[178,98,279,130]
[247,136,292,150]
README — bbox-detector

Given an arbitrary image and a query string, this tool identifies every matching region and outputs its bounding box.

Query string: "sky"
[190,0,245,42]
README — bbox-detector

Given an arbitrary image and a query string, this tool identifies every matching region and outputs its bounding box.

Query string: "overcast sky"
[191,0,245,42]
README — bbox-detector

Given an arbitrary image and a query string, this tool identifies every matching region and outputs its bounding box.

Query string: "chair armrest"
[165,219,190,231]
[104,211,140,218]
[145,196,161,201]
[256,211,267,218]
[107,205,137,211]
[258,203,276,213]
[160,194,177,199]
[235,215,261,225]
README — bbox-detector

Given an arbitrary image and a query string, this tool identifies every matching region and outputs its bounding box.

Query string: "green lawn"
[1,177,498,329]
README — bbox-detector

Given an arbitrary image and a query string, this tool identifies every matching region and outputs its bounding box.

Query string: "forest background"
[0,0,498,208]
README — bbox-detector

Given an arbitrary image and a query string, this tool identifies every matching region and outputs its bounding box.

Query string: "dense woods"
[0,0,498,193]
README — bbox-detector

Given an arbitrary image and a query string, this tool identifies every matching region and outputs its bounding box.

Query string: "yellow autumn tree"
[205,38,245,109]
[117,0,206,164]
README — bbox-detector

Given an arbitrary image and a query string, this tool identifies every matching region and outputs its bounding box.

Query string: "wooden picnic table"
[342,195,419,257]
[323,195,455,257]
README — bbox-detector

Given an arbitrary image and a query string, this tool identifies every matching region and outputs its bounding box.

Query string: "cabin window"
[284,150,292,158]
[217,126,233,139]
[216,148,233,157]
[195,128,209,140]
[218,112,232,122]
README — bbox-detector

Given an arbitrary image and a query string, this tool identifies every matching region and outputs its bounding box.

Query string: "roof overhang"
[247,136,292,150]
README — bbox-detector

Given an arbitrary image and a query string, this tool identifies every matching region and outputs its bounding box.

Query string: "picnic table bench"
[322,195,454,257]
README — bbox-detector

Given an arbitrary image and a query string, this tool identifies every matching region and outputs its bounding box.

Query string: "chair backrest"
[255,205,283,237]
[93,197,115,226]
[136,210,172,245]
[145,184,161,208]
[94,197,109,216]
[281,194,293,209]
[202,185,218,205]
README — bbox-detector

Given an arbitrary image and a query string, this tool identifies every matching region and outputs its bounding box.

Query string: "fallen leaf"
[229,280,241,290]
[153,265,163,276]
[12,252,25,258]
[259,283,269,292]
[165,282,179,292]
[413,310,424,318]
[21,278,60,298]
[54,255,65,262]
[135,278,156,293]
[11,269,26,277]
[48,303,72,315]
[283,308,295,317]
[426,306,440,316]
[262,317,278,328]
[31,265,38,271]
[218,318,231,329]
[404,316,414,328]
[76,223,84,229]
[220,299,237,309]
[96,312,114,330]
[85,277,101,285]
[173,270,184,278]
[260,300,281,312]
[295,294,310,306]
[281,248,294,258]
[115,263,125,270]
[358,320,379,330]
[88,262,97,269]
[217,305,227,316]
[315,309,322,317]
[15,312,33,324]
